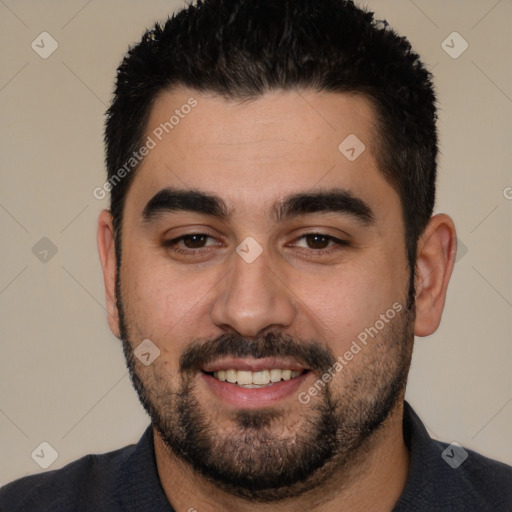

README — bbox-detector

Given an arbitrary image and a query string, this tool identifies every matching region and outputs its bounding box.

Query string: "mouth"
[199,358,311,408]
[205,368,306,388]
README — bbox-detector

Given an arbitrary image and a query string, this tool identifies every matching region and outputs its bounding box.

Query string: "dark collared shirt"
[1,402,511,511]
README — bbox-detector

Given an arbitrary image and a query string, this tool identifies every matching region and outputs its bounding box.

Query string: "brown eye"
[292,233,349,255]
[181,234,209,248]
[163,234,220,255]
[304,234,331,249]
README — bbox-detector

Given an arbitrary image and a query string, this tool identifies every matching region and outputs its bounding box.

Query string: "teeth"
[270,369,282,382]
[212,368,302,386]
[253,370,270,385]
[236,370,252,385]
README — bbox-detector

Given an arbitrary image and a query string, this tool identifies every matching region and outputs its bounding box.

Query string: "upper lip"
[201,357,308,373]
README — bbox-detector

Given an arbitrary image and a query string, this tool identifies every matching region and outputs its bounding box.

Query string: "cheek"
[120,251,218,342]
[290,257,406,354]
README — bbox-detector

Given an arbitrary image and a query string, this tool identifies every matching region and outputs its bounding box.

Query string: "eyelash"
[163,233,349,257]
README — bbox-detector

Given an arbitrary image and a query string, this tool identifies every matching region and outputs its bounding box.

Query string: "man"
[1,0,511,510]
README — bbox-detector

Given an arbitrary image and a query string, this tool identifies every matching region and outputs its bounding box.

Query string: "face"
[112,88,415,500]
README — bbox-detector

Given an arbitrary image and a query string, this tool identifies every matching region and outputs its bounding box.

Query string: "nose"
[210,248,297,338]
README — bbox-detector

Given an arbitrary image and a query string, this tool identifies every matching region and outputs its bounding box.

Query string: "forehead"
[126,87,396,219]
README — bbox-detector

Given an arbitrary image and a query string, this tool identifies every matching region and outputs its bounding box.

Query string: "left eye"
[292,233,347,251]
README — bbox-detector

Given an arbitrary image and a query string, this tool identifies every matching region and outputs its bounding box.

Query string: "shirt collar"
[392,400,454,510]
[115,426,175,511]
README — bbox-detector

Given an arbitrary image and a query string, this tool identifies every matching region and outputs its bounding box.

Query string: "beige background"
[1,0,511,485]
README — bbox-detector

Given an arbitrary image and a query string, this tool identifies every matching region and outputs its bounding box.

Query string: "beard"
[116,274,415,502]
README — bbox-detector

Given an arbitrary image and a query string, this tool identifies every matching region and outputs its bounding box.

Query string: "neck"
[154,401,410,512]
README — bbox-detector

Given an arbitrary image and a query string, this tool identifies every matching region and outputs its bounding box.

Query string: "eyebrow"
[142,186,374,225]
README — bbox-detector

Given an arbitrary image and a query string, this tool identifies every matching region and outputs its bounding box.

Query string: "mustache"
[179,331,336,373]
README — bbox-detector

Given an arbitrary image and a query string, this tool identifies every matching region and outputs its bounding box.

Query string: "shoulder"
[397,402,512,511]
[431,438,512,507]
[0,444,135,512]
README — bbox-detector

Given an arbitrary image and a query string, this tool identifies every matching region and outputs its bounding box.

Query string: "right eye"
[163,234,222,255]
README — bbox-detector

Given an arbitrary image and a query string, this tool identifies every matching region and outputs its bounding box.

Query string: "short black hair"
[105,0,437,301]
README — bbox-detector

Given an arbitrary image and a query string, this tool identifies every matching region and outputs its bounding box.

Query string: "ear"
[414,213,457,337]
[97,209,121,338]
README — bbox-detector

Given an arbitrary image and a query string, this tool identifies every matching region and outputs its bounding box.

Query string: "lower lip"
[201,371,310,409]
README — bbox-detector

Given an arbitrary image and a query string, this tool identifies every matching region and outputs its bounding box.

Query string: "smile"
[210,369,304,388]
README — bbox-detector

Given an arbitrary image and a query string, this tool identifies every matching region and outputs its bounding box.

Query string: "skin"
[97,87,457,511]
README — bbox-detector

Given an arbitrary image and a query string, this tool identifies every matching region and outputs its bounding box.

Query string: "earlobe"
[413,214,457,337]
[97,209,121,338]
